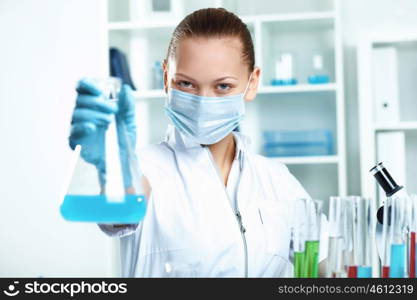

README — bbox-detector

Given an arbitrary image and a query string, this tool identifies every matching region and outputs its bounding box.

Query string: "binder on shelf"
[372,47,400,124]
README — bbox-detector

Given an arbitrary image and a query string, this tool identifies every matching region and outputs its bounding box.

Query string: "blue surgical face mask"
[164,74,253,145]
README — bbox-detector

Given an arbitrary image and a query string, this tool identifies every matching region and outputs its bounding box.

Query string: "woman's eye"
[177,81,194,88]
[217,83,231,91]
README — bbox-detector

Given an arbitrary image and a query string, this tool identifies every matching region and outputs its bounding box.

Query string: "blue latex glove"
[69,78,136,188]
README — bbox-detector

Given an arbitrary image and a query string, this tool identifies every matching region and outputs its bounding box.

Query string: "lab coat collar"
[164,124,252,156]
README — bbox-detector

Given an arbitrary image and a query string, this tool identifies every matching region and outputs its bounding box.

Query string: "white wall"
[0,0,113,277]
[339,0,417,195]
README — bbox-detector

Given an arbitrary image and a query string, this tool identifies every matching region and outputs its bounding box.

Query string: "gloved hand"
[69,78,136,188]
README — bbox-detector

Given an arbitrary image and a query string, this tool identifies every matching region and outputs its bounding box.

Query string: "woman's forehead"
[171,36,247,80]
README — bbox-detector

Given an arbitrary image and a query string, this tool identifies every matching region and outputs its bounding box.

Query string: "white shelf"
[108,20,178,30]
[272,155,339,165]
[108,11,335,31]
[374,122,417,131]
[259,83,336,94]
[243,11,335,24]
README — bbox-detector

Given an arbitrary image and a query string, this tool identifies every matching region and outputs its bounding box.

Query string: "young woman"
[70,8,316,277]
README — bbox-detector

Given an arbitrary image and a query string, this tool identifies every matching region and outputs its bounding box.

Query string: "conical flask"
[61,77,147,224]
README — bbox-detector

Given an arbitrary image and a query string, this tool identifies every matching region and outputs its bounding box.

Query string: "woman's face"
[163,36,260,101]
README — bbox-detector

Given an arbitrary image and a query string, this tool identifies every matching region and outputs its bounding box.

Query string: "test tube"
[327,196,345,278]
[354,197,375,278]
[381,197,392,277]
[304,199,322,278]
[389,196,407,278]
[410,194,417,278]
[342,198,356,277]
[403,194,413,279]
[346,196,361,278]
[292,199,307,278]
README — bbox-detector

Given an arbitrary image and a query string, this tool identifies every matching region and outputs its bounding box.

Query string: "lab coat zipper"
[235,151,248,278]
[204,146,249,277]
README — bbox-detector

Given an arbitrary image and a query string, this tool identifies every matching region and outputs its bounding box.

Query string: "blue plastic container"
[308,75,330,84]
[270,78,298,86]
[263,129,334,157]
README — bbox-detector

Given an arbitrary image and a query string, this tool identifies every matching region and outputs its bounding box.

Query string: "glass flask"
[60,77,147,224]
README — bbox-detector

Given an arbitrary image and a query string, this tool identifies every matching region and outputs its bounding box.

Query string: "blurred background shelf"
[273,155,339,165]
[359,35,417,203]
[258,83,337,94]
[243,11,335,24]
[108,11,336,30]
[108,21,178,30]
[374,121,417,131]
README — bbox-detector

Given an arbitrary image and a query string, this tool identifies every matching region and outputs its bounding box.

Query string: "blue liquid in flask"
[61,194,146,224]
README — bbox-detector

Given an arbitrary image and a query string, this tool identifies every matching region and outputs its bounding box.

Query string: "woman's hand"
[69,78,137,188]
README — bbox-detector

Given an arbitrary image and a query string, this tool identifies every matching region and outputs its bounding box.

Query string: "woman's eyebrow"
[174,73,196,81]
[175,73,238,82]
[214,76,238,82]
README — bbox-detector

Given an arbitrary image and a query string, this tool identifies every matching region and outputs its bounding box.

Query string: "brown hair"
[166,8,255,72]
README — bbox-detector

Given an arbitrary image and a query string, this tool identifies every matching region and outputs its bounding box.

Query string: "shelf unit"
[273,155,339,165]
[358,34,417,202]
[374,121,417,131]
[107,11,336,30]
[105,0,347,204]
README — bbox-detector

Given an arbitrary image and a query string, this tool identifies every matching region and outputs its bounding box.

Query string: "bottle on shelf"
[307,54,330,84]
[271,52,297,86]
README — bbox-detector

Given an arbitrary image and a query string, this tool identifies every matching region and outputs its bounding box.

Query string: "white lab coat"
[99,125,324,277]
